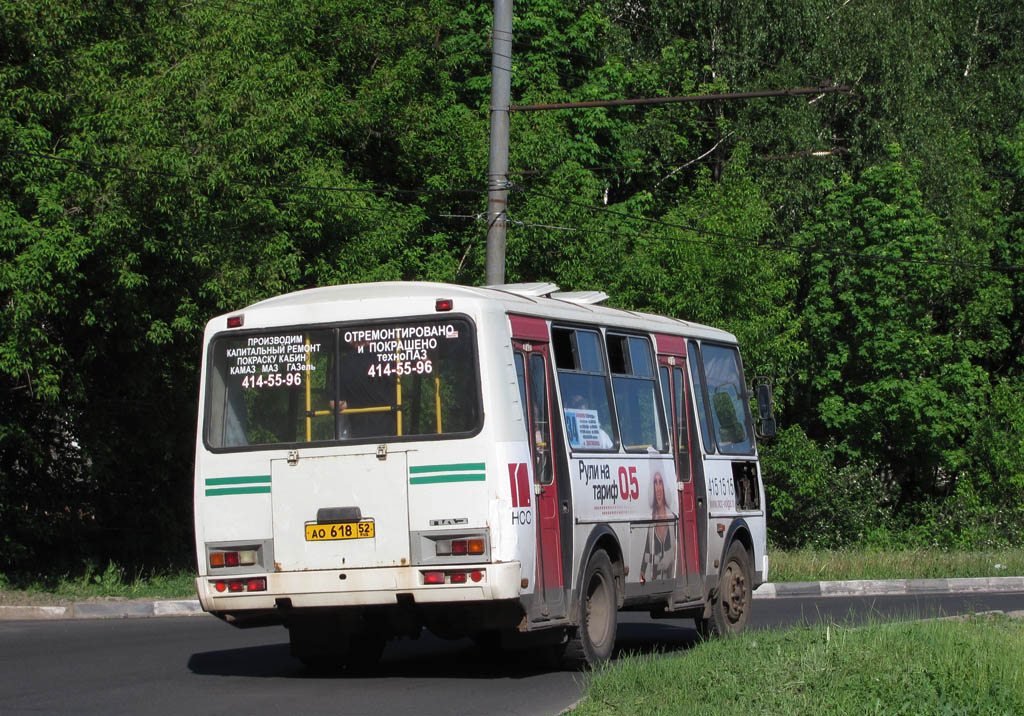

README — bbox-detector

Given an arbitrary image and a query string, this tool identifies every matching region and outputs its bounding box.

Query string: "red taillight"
[435,298,453,312]
[210,549,257,569]
[212,578,266,593]
[422,570,484,586]
[437,536,485,557]
[227,315,244,328]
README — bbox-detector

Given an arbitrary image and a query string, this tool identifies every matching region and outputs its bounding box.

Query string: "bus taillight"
[421,570,485,585]
[211,578,267,593]
[436,537,486,556]
[209,550,257,569]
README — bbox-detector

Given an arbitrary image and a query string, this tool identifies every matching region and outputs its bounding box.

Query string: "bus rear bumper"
[196,561,523,614]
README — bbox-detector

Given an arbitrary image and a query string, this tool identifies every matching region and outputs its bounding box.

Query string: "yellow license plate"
[305,521,375,541]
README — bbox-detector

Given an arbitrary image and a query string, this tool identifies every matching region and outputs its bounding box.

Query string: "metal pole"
[485,0,513,286]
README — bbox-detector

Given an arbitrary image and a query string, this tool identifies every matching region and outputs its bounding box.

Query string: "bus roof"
[224,281,737,344]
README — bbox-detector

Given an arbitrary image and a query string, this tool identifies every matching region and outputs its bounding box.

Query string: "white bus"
[194,281,775,668]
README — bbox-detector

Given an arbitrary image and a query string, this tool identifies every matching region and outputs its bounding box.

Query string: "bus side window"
[700,344,754,454]
[552,327,617,451]
[659,365,673,446]
[514,352,529,425]
[673,366,692,481]
[687,341,716,454]
[528,353,552,484]
[607,334,666,452]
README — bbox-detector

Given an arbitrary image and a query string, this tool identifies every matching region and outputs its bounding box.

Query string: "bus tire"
[706,540,753,637]
[563,549,617,669]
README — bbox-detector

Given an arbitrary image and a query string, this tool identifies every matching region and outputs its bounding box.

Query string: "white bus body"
[194,282,770,667]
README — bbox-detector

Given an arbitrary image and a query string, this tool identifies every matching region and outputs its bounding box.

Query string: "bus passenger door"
[658,355,702,601]
[513,338,566,621]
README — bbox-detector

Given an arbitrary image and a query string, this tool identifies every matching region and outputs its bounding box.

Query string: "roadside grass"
[572,616,1024,716]
[770,547,1024,582]
[0,562,195,604]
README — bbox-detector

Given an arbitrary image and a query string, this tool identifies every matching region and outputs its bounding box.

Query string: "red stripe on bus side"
[508,463,521,508]
[516,463,531,508]
[654,333,686,356]
[508,314,549,342]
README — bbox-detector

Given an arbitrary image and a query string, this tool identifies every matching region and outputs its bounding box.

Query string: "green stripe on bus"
[205,486,272,496]
[205,475,271,486]
[408,462,485,474]
[409,473,486,485]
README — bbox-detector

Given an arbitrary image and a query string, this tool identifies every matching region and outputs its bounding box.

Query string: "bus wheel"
[564,549,617,669]
[707,541,753,637]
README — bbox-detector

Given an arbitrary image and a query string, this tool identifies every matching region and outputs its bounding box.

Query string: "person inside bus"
[566,393,613,449]
[640,471,675,583]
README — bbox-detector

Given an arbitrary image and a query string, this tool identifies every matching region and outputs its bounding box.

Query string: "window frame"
[606,332,669,453]
[698,341,756,456]
[687,340,717,455]
[551,324,619,453]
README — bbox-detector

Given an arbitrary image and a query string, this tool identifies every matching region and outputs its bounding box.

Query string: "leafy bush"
[761,425,894,549]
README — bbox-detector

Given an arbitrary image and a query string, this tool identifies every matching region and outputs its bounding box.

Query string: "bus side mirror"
[754,381,777,439]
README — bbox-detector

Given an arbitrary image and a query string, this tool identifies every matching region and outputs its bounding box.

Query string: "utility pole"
[481,0,847,283]
[485,0,513,286]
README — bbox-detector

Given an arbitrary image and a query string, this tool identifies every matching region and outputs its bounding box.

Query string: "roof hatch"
[550,290,609,305]
[487,282,560,298]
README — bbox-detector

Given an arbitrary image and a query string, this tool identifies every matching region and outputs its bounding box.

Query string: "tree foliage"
[1,0,1023,570]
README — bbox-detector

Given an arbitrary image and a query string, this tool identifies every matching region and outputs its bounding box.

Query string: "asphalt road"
[2,591,1023,716]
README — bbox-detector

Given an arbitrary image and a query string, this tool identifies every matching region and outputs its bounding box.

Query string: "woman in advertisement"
[641,471,675,582]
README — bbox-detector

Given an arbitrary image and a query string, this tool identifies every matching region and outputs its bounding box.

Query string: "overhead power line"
[510,84,852,112]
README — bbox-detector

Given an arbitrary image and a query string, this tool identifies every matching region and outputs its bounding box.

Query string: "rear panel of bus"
[193,293,534,623]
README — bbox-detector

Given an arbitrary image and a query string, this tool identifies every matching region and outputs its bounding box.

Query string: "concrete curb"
[1,577,1022,620]
[0,599,205,621]
[753,576,1024,599]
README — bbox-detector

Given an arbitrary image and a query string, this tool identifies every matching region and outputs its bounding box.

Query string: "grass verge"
[0,562,195,605]
[572,616,1024,716]
[770,547,1024,582]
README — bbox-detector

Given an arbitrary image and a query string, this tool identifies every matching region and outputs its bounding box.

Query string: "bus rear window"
[205,318,480,449]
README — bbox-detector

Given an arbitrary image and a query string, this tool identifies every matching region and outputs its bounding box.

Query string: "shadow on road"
[187,617,703,680]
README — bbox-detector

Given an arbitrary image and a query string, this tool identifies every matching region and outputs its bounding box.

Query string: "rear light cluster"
[435,538,484,556]
[422,570,485,585]
[212,577,267,593]
[209,550,257,569]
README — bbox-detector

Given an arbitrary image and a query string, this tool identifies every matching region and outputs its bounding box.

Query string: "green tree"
[796,149,1009,509]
